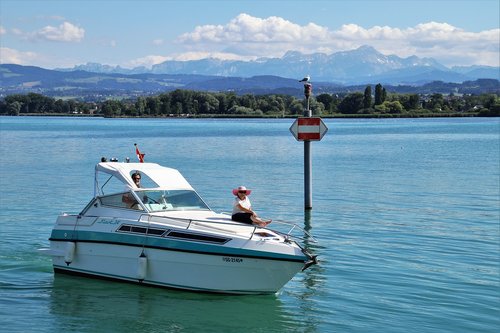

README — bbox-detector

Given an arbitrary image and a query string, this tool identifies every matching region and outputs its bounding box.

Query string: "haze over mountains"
[62,46,499,85]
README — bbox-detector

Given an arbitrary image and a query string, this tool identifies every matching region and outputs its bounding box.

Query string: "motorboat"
[46,160,317,294]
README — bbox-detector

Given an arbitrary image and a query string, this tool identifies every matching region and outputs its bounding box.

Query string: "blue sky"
[1,0,499,69]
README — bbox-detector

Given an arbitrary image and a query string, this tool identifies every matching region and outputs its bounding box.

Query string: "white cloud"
[125,55,172,68]
[9,21,85,43]
[178,13,329,44]
[152,39,164,46]
[11,22,85,42]
[175,14,500,66]
[33,21,85,42]
[0,47,80,68]
[0,26,6,35]
[0,47,38,65]
[176,13,331,57]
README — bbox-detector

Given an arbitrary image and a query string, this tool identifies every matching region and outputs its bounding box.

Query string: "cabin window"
[117,224,167,236]
[95,171,158,196]
[166,231,229,244]
[96,174,126,195]
[128,171,159,188]
[99,192,144,211]
[136,190,210,212]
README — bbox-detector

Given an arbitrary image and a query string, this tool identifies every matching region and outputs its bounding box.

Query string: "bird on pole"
[299,75,310,83]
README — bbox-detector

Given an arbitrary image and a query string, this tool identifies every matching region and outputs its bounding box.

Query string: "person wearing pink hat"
[231,186,271,227]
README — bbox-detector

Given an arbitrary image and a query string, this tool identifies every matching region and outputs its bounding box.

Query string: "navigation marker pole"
[289,77,328,211]
[304,83,313,210]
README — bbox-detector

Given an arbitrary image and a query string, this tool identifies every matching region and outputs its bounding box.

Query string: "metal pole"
[304,95,312,210]
[304,140,312,209]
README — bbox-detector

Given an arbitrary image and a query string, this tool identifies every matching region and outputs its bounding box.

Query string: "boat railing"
[263,219,317,243]
[137,213,317,243]
[216,212,317,243]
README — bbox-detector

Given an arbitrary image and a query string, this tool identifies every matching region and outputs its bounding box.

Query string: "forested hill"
[1,64,499,101]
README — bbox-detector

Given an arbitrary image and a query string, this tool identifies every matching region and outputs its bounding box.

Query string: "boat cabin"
[93,162,210,213]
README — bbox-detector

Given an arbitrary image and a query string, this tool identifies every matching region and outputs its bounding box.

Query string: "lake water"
[0,116,498,333]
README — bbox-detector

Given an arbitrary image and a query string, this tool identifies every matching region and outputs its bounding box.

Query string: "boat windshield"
[136,189,210,212]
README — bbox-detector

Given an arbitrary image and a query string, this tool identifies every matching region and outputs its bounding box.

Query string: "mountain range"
[1,46,498,99]
[61,46,499,85]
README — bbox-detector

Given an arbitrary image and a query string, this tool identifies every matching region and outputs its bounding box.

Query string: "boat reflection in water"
[45,161,317,294]
[49,274,301,332]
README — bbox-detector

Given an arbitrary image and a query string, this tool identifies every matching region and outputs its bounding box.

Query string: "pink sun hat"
[232,185,252,196]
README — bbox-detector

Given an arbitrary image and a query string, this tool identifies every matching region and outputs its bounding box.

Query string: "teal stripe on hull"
[50,229,307,262]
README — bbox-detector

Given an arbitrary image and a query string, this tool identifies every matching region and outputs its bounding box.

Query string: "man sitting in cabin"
[122,172,142,209]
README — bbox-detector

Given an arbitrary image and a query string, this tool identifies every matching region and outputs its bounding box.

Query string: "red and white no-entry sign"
[290,117,328,141]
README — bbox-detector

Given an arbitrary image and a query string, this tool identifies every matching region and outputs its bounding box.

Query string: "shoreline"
[0,112,489,119]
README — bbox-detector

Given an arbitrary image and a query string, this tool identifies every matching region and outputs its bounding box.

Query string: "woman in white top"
[231,186,271,227]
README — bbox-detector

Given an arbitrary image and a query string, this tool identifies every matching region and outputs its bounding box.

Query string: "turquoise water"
[0,116,499,333]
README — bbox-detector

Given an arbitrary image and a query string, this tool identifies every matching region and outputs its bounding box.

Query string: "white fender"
[137,252,148,281]
[64,242,76,265]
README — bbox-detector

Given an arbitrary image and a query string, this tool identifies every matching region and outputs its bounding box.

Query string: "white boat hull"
[50,240,305,294]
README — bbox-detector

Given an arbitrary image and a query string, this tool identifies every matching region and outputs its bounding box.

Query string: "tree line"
[1,84,499,117]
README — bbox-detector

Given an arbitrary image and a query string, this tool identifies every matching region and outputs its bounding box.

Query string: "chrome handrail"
[265,219,318,243]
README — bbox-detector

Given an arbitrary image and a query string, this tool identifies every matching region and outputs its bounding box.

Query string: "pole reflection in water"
[287,210,329,332]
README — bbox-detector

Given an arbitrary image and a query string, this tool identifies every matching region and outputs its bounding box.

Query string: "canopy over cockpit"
[94,162,194,196]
